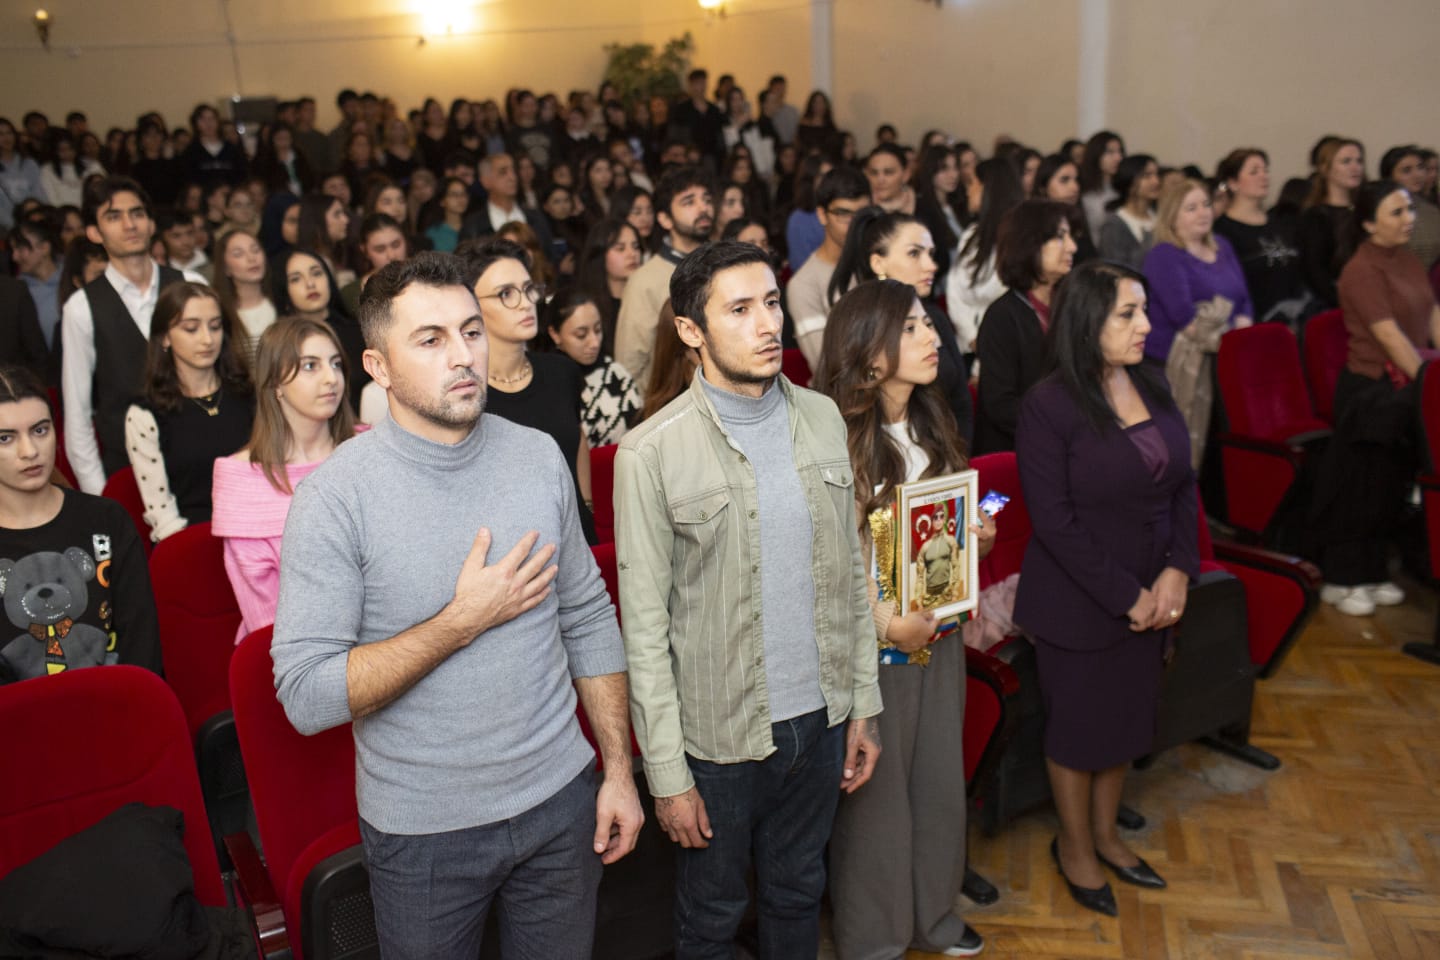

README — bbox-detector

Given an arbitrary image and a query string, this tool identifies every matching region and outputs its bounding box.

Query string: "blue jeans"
[359,766,601,960]
[675,707,845,960]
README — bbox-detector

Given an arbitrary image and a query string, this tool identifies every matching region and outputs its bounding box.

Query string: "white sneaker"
[1321,583,1351,605]
[1335,588,1376,617]
[1363,582,1405,606]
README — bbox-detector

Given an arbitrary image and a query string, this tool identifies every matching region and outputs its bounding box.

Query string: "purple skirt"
[1033,630,1166,771]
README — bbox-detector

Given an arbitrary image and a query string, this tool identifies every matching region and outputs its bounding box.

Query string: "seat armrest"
[225,831,289,957]
[1281,428,1333,447]
[300,843,377,960]
[1211,540,1322,590]
[1218,433,1306,466]
[965,645,1020,697]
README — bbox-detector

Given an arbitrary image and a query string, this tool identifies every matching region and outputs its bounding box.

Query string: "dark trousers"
[359,767,601,960]
[1311,367,1424,583]
[674,708,844,960]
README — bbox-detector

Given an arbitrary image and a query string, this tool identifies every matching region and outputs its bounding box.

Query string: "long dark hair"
[142,282,253,414]
[958,158,1025,285]
[577,218,638,352]
[814,279,967,515]
[1032,154,1077,200]
[1047,261,1173,432]
[0,364,50,407]
[298,193,346,266]
[828,206,924,307]
[272,247,348,320]
[1079,131,1125,194]
[1106,154,1157,212]
[914,144,965,253]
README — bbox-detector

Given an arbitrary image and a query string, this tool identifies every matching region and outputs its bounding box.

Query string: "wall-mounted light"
[698,0,727,15]
[416,0,472,39]
[34,9,51,50]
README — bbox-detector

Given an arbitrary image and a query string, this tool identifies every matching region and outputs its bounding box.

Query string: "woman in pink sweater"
[211,316,359,641]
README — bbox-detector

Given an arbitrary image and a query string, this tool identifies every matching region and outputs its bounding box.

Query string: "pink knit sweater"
[210,457,323,643]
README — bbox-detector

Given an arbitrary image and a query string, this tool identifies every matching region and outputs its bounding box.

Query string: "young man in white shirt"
[60,177,205,493]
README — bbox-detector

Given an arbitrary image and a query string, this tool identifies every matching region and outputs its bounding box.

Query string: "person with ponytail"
[828,205,973,443]
[947,158,1026,355]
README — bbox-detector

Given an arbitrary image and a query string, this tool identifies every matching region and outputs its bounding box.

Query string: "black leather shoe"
[1050,838,1118,917]
[962,866,1000,905]
[1096,850,1167,889]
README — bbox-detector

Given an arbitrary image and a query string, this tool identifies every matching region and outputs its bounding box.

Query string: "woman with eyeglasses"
[457,237,598,544]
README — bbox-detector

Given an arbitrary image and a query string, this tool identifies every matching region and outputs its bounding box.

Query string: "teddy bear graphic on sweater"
[0,547,115,682]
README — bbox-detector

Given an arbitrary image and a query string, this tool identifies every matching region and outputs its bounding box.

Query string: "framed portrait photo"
[896,469,980,622]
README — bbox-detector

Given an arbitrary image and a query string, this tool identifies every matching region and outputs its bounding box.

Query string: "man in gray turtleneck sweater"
[615,241,882,959]
[271,252,642,959]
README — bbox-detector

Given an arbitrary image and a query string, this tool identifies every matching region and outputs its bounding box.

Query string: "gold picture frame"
[895,469,980,622]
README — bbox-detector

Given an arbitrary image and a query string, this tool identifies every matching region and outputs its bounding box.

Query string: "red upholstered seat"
[101,465,152,557]
[230,626,358,958]
[782,348,812,388]
[1303,309,1349,424]
[1216,324,1330,537]
[0,666,226,907]
[580,543,641,762]
[590,443,618,544]
[1197,501,1320,676]
[150,523,242,736]
[972,452,1031,591]
[1404,364,1440,664]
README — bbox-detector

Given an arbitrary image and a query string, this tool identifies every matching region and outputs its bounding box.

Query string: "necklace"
[489,361,533,385]
[189,391,221,417]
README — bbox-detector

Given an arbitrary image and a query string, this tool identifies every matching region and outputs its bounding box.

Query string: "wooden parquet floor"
[904,580,1440,960]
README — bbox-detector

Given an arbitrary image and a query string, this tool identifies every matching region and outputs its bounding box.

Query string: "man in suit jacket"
[458,153,554,252]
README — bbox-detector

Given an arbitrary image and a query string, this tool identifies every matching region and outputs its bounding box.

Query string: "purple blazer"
[1012,375,1200,651]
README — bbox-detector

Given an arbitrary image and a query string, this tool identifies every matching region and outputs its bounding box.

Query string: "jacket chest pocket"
[669,489,733,550]
[816,459,856,530]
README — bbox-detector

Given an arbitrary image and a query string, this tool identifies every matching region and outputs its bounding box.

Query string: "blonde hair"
[1152,177,1214,251]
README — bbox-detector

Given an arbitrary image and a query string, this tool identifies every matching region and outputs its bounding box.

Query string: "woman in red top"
[1311,180,1440,616]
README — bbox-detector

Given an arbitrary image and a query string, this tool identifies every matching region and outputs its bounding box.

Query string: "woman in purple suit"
[1013,261,1200,916]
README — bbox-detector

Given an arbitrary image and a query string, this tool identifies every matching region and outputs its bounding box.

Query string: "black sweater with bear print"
[0,487,160,684]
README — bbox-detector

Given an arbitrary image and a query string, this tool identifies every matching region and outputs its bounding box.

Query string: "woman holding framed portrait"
[1014,260,1200,916]
[814,278,994,960]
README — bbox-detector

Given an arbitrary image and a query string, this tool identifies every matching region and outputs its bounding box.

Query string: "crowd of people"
[1,66,1439,960]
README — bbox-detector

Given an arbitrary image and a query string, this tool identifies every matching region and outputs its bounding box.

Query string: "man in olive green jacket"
[614,240,882,959]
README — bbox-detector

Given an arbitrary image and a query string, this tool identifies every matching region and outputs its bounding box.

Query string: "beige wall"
[831,0,1438,180]
[832,0,1081,157]
[0,0,806,136]
[3,0,1435,184]
[1104,0,1439,181]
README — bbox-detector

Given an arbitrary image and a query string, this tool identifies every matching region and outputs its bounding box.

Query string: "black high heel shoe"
[1050,837,1118,917]
[1096,849,1167,889]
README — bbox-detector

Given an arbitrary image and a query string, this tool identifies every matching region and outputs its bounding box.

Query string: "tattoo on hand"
[862,717,880,746]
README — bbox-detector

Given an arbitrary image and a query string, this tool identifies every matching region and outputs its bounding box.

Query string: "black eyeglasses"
[478,282,549,310]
